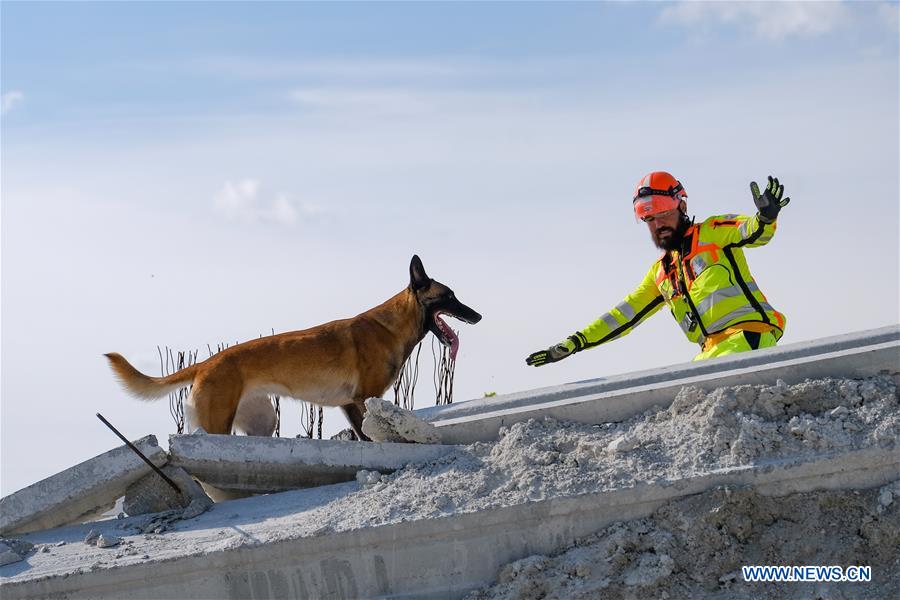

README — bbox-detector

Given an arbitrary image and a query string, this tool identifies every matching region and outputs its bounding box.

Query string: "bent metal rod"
[96,412,182,495]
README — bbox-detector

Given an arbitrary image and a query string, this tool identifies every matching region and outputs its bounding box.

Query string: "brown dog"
[105,255,481,440]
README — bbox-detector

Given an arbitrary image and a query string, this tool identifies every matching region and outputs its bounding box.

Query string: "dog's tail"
[104,352,199,400]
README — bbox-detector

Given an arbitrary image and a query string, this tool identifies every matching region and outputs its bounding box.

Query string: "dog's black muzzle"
[444,298,481,325]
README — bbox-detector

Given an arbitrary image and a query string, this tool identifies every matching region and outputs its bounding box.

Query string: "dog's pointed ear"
[409,255,430,291]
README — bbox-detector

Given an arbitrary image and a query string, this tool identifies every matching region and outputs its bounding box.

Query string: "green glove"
[526,343,572,367]
[751,175,791,223]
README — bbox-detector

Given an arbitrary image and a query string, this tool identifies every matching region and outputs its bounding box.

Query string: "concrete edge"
[431,340,899,444]
[417,324,900,423]
[168,434,457,493]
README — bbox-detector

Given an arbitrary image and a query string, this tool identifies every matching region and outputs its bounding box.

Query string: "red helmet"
[633,171,687,220]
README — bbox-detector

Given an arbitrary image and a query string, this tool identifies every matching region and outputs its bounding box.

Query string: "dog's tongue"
[435,314,460,360]
[449,331,459,361]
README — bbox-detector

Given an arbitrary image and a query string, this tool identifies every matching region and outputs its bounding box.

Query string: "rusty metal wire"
[392,342,422,410]
[159,345,198,434]
[432,335,456,405]
[263,329,282,437]
[160,331,290,437]
[273,397,281,437]
[299,401,315,439]
[388,334,457,410]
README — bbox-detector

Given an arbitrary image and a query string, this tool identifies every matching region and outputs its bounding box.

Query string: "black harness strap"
[722,246,771,325]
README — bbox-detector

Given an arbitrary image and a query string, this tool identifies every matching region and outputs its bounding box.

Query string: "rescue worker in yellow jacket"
[526,171,790,366]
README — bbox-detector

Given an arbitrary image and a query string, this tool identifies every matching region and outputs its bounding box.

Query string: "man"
[526,171,790,366]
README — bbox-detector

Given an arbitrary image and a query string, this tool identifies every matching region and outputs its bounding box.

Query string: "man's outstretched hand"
[526,343,572,367]
[751,175,790,223]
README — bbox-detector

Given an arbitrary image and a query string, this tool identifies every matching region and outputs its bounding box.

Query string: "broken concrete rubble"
[167,432,455,494]
[0,545,19,568]
[361,397,442,443]
[419,325,900,444]
[605,434,638,455]
[83,530,100,545]
[1,442,896,599]
[466,483,900,600]
[123,465,212,516]
[124,497,214,536]
[0,540,33,567]
[0,435,167,536]
[0,327,897,599]
[95,534,121,549]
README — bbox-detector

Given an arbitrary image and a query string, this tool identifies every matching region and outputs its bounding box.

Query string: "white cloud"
[214,178,261,221]
[660,1,851,41]
[878,2,899,32]
[2,90,25,115]
[214,179,324,227]
[270,193,298,225]
[190,57,477,82]
[289,88,432,115]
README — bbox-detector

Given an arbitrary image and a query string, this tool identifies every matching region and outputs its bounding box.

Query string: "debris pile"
[295,376,898,531]
[1,371,897,598]
[0,540,34,567]
[465,482,900,600]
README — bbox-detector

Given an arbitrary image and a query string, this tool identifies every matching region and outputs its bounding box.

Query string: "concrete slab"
[0,540,33,567]
[168,434,457,494]
[419,325,900,444]
[0,436,167,537]
[123,466,212,517]
[3,445,896,599]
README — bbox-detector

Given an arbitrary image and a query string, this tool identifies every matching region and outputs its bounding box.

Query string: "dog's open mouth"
[432,311,461,360]
[426,298,480,361]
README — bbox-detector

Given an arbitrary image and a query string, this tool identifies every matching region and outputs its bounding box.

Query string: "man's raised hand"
[751,175,790,223]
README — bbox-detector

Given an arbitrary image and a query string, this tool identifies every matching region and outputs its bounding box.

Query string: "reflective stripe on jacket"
[561,213,786,352]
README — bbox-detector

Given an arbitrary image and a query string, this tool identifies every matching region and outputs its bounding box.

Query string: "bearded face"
[646,208,692,251]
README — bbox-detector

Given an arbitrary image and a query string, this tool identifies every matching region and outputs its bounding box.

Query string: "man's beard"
[652,213,692,251]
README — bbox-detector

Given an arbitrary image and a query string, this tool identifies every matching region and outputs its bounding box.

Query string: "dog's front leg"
[341,401,371,442]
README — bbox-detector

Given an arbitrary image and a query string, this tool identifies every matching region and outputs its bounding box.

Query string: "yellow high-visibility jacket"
[562,213,786,352]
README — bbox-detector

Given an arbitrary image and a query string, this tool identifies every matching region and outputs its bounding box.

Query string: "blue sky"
[5,2,895,136]
[2,1,898,496]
